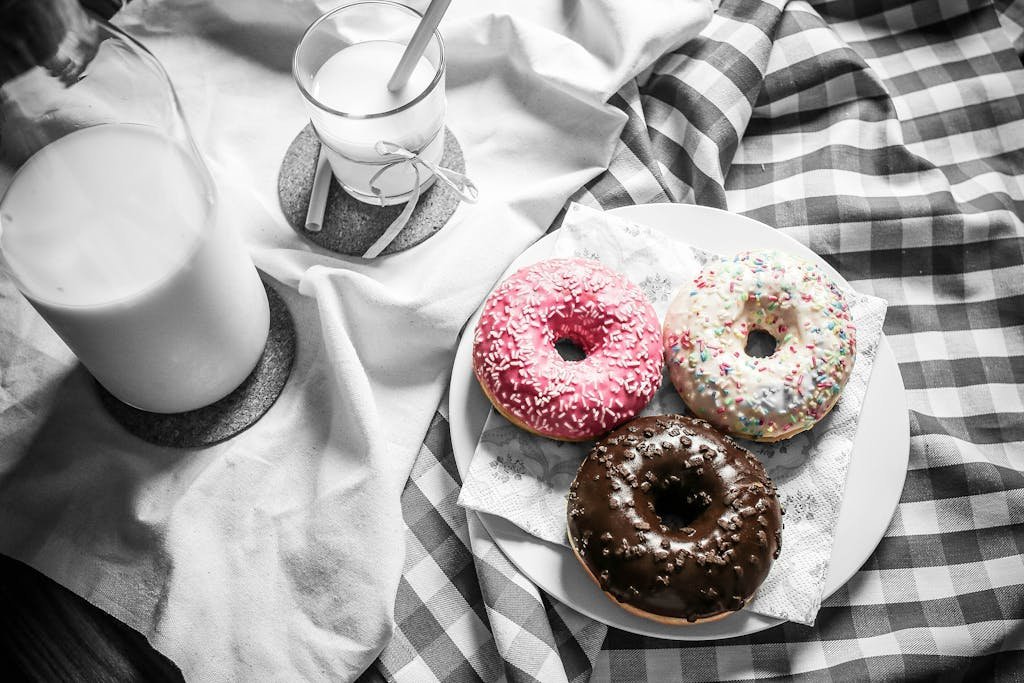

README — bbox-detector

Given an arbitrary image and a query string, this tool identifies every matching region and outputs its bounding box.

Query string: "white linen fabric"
[0,1,712,680]
[457,203,888,625]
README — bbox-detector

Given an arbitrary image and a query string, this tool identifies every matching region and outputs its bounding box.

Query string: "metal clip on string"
[361,139,478,259]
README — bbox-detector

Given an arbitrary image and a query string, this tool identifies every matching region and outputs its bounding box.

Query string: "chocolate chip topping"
[566,415,784,622]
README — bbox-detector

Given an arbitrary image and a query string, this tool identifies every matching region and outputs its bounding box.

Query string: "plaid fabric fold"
[370,0,1024,680]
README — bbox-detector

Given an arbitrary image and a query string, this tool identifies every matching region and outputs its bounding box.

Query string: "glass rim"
[292,0,446,121]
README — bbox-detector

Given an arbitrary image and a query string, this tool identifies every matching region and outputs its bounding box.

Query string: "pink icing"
[472,258,663,441]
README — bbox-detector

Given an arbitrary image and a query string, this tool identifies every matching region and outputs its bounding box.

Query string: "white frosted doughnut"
[663,251,857,442]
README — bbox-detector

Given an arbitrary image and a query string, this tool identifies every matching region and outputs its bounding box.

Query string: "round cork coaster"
[278,125,464,257]
[98,281,296,449]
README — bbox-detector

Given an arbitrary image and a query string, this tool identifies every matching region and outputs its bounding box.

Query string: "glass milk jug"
[0,4,270,414]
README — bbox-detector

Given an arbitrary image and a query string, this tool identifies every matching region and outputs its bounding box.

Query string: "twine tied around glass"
[362,137,478,258]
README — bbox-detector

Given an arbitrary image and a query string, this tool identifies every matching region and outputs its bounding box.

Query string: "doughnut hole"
[652,476,713,530]
[555,338,587,362]
[744,329,778,358]
[549,316,602,363]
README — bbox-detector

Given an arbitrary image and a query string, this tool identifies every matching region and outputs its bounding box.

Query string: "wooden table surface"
[0,554,183,682]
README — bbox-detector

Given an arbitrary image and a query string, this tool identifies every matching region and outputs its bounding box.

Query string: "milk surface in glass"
[0,123,270,413]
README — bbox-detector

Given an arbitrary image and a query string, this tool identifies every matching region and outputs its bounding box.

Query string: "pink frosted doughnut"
[472,258,664,442]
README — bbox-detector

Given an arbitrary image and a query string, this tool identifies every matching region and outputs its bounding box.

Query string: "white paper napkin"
[458,203,888,625]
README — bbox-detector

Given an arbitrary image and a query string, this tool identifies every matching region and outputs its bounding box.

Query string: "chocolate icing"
[567,415,784,622]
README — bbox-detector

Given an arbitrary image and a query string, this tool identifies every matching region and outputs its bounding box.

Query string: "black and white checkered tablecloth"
[364,1,1024,680]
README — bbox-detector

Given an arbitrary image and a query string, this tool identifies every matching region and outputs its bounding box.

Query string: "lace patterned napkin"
[457,203,888,625]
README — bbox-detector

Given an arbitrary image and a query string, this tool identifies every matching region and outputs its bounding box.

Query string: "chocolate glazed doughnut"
[567,415,783,624]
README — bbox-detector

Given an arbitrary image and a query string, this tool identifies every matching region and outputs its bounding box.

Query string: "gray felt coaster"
[278,125,464,257]
[98,281,296,449]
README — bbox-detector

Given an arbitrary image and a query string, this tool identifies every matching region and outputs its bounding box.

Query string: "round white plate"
[450,203,910,640]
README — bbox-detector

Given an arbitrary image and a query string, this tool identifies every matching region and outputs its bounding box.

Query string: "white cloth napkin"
[457,203,888,625]
[0,2,712,681]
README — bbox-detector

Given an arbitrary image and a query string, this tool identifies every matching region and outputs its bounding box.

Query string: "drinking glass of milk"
[0,10,270,414]
[293,1,446,205]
